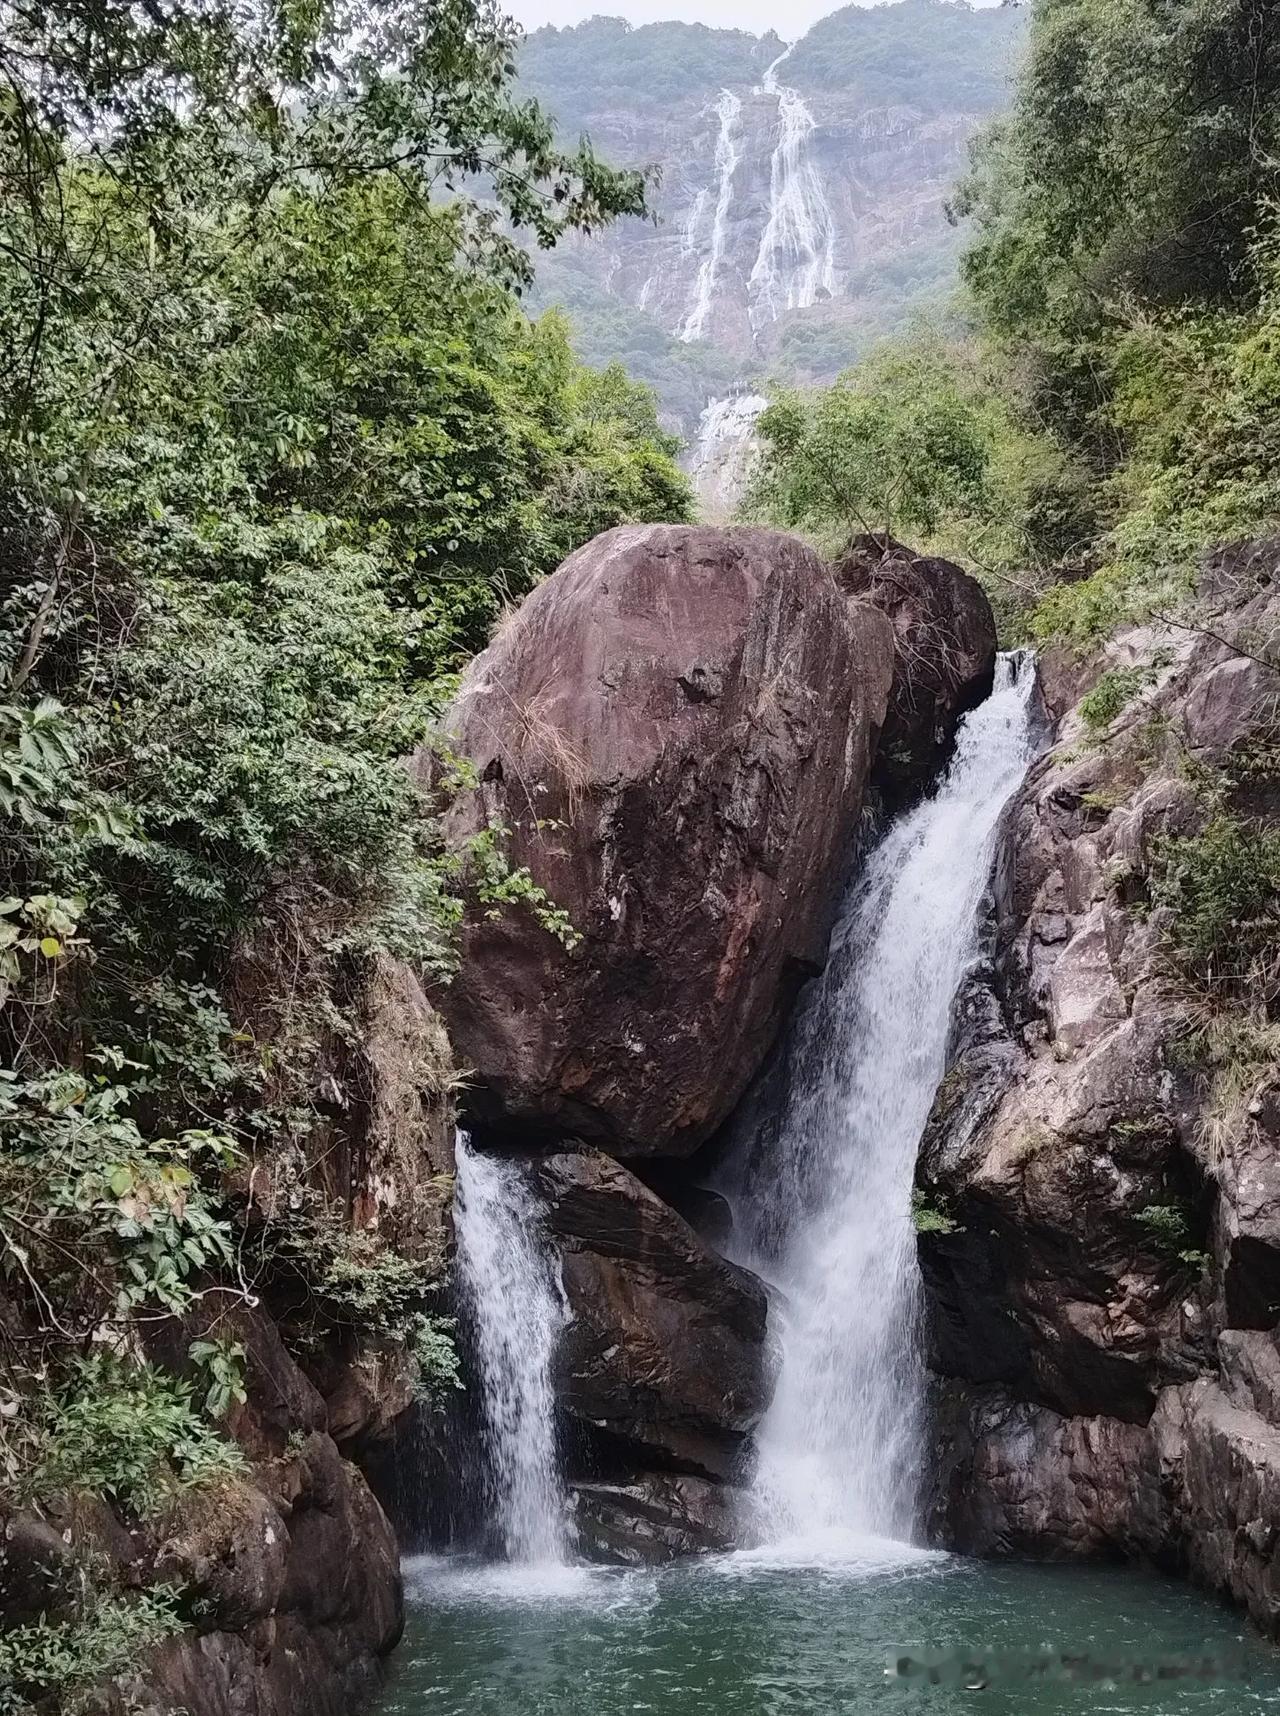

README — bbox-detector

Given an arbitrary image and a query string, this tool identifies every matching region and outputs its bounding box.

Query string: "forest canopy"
[748,0,1280,648]
[0,10,688,1696]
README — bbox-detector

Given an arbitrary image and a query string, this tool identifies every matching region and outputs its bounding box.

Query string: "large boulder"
[834,535,996,800]
[571,1473,739,1565]
[426,523,893,1156]
[532,1148,770,1482]
[928,1381,1163,1560]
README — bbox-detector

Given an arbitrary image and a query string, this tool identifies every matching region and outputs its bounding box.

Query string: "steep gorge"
[403,521,1280,1650]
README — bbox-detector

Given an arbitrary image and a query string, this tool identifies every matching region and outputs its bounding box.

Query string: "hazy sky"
[506,0,1001,42]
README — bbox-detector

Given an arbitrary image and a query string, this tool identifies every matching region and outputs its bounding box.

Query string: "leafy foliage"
[787,0,1025,113]
[0,1585,184,1716]
[1078,667,1149,734]
[744,342,991,546]
[0,1071,241,1341]
[958,0,1279,377]
[1149,816,1280,1006]
[14,1356,245,1517]
[519,15,764,134]
[952,0,1280,644]
[741,332,1092,632]
[0,6,684,1701]
[1134,1203,1208,1271]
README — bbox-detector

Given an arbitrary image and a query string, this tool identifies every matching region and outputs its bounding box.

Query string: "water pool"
[376,1542,1280,1716]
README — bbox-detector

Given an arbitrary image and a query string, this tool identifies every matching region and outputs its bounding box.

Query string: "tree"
[954,0,1280,439]
[745,343,990,546]
[0,14,687,1669]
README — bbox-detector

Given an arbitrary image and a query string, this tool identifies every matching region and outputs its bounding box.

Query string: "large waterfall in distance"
[748,49,836,329]
[679,89,743,344]
[454,1138,569,1566]
[732,653,1039,1555]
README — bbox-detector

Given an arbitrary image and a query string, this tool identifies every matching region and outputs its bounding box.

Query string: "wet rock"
[833,535,996,798]
[427,523,894,1157]
[919,565,1280,1638]
[1217,1079,1280,1330]
[572,1473,739,1565]
[1153,1378,1280,1637]
[928,1382,1164,1559]
[533,1148,769,1481]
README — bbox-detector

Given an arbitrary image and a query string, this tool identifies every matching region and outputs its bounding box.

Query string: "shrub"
[22,1356,245,1517]
[0,1585,183,1715]
[1078,666,1149,733]
[1149,816,1280,1004]
[911,1190,960,1235]
[1134,1202,1208,1271]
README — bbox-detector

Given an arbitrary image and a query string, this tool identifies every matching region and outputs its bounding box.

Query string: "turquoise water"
[376,1544,1280,1716]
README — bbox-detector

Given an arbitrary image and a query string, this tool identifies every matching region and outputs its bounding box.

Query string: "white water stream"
[679,89,743,344]
[734,653,1039,1553]
[687,390,768,518]
[748,49,836,329]
[453,1137,569,1566]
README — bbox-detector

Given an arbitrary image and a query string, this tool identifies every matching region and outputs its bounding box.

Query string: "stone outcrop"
[834,535,998,799]
[228,945,455,1277]
[21,1314,406,1716]
[571,1473,738,1566]
[62,945,460,1715]
[430,523,893,1157]
[133,1436,402,1716]
[919,546,1280,1634]
[532,1148,770,1484]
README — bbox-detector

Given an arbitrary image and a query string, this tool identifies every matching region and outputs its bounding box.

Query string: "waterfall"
[679,89,743,343]
[687,391,769,519]
[454,1137,569,1565]
[748,49,836,330]
[737,653,1039,1551]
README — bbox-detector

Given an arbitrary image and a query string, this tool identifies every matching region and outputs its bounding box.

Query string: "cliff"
[516,2,1025,506]
[917,540,1280,1632]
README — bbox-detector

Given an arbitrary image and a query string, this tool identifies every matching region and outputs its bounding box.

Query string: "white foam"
[403,1554,656,1613]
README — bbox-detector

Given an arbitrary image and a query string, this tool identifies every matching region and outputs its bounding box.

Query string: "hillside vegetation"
[0,3,687,1705]
[786,0,1023,111]
[519,14,768,134]
[748,0,1280,648]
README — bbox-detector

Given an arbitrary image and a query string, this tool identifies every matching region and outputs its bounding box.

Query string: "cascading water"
[687,390,768,518]
[453,1137,569,1565]
[748,49,836,330]
[679,89,743,343]
[734,653,1039,1552]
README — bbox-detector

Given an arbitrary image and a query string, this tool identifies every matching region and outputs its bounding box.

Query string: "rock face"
[572,1473,737,1566]
[835,536,998,799]
[132,1436,402,1716]
[517,10,1024,418]
[533,1148,770,1484]
[431,523,893,1157]
[918,547,1280,1635]
[72,949,460,1715]
[26,1309,406,1716]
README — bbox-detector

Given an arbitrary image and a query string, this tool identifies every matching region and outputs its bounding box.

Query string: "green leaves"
[745,342,993,547]
[0,1071,240,1327]
[22,1353,245,1514]
[0,699,79,822]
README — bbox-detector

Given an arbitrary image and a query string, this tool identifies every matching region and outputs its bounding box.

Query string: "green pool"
[376,1540,1280,1716]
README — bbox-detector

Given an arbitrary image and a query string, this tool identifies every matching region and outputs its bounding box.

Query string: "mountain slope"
[518,0,1026,504]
